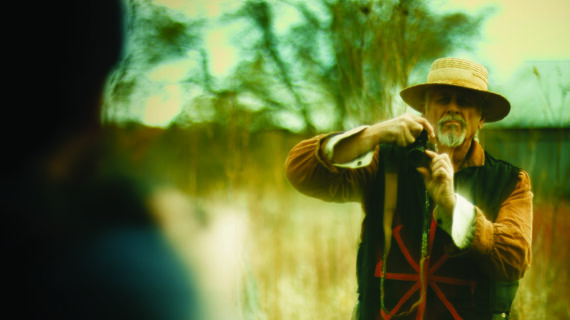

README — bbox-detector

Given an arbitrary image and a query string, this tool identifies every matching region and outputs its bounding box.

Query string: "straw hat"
[400,57,510,122]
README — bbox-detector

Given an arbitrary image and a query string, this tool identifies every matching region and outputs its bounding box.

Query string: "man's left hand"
[416,150,456,219]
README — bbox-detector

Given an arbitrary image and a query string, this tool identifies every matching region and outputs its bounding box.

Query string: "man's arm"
[468,170,533,281]
[285,133,378,202]
[285,114,435,202]
[331,114,435,164]
[418,152,533,281]
[431,170,533,281]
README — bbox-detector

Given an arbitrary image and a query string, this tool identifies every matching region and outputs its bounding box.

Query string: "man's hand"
[373,114,435,147]
[416,150,456,219]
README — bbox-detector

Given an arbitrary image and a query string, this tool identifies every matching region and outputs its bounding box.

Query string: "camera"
[406,130,435,168]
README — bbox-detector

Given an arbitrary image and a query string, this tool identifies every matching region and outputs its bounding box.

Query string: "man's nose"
[446,97,461,114]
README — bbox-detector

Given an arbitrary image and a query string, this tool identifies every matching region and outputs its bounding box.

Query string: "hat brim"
[400,83,510,123]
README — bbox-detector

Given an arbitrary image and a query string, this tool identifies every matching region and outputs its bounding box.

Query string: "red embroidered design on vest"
[375,222,477,319]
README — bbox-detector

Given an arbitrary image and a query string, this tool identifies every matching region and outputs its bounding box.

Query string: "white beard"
[437,115,467,147]
[438,129,466,147]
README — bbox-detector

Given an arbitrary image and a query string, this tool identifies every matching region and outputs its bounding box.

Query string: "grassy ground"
[155,186,569,320]
[511,200,570,319]
[245,189,362,320]
[111,125,570,319]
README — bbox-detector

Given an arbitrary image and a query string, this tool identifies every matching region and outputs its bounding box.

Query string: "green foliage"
[104,0,206,121]
[104,0,488,132]
[128,0,204,65]
[224,0,487,132]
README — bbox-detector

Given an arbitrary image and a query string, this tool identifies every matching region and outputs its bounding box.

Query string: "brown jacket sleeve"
[469,170,533,281]
[285,133,379,203]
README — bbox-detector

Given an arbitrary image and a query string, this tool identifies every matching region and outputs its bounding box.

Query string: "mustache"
[438,115,466,127]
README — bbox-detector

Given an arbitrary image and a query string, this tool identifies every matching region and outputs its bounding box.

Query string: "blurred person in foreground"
[285,57,533,319]
[6,1,203,319]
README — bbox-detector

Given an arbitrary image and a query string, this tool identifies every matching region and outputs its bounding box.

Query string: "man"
[285,57,533,319]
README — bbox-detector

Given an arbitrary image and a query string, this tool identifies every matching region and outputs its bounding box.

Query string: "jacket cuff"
[436,193,477,249]
[323,125,373,168]
[469,209,495,256]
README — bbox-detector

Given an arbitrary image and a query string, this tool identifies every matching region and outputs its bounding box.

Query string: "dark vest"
[357,143,520,319]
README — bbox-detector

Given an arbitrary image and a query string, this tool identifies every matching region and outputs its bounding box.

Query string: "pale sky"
[139,0,570,127]
[437,0,570,82]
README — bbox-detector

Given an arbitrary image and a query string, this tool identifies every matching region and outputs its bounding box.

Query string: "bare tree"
[105,0,487,134]
[220,0,487,132]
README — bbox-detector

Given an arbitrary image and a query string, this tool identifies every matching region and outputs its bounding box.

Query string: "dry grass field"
[110,125,569,319]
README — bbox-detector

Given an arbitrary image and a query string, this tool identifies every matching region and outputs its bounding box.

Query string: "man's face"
[423,86,485,148]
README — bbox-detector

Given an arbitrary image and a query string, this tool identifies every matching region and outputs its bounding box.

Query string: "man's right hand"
[371,113,435,147]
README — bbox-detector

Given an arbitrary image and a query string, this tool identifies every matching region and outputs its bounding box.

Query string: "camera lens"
[406,130,431,168]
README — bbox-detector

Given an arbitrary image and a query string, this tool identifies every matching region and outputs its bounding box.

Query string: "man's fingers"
[429,153,453,180]
[390,114,436,147]
[429,151,453,165]
[431,166,450,179]
[402,128,416,146]
[424,149,438,159]
[416,167,430,179]
[415,116,436,139]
